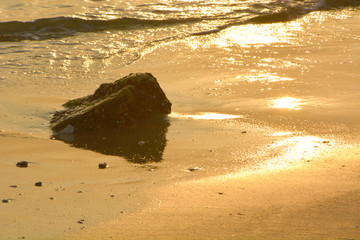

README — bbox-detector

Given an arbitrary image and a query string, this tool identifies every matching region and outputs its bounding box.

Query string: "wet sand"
[65,147,360,240]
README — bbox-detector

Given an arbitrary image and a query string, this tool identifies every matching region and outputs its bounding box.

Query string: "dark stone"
[50,73,172,133]
[35,182,42,187]
[2,199,10,203]
[98,163,108,169]
[77,219,85,224]
[16,161,28,168]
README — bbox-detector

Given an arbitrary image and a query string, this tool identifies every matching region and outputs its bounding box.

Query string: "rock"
[50,73,172,133]
[35,182,42,187]
[16,161,28,168]
[2,199,10,203]
[98,162,108,169]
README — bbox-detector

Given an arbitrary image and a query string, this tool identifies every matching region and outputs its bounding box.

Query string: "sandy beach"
[1,134,359,240]
[1,6,360,240]
[66,147,360,240]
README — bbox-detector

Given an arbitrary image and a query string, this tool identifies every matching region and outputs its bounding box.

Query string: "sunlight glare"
[270,97,301,110]
[170,112,243,120]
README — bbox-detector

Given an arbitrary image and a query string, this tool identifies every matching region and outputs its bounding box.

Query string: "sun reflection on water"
[269,97,302,110]
[222,134,336,178]
[169,112,243,120]
[258,135,333,171]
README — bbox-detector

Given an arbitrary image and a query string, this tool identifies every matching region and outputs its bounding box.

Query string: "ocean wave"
[0,16,202,42]
[1,0,359,42]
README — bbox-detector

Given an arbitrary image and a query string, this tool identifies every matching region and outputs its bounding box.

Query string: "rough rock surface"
[50,73,172,133]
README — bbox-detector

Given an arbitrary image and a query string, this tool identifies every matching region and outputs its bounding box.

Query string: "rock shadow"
[52,115,170,164]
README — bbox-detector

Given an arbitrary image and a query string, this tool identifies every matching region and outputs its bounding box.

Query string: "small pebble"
[77,219,85,224]
[2,199,10,203]
[16,161,28,168]
[242,131,247,134]
[49,197,55,200]
[322,140,330,144]
[10,185,18,188]
[110,194,115,198]
[77,190,84,193]
[187,167,202,172]
[98,163,108,169]
[35,182,42,187]
[218,192,224,195]
[138,141,145,145]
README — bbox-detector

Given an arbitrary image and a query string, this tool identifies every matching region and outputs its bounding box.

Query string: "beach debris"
[35,182,43,187]
[16,161,28,168]
[77,219,85,224]
[110,194,115,198]
[186,167,203,172]
[322,140,330,144]
[10,185,18,188]
[218,192,224,195]
[50,73,172,133]
[242,131,247,134]
[49,197,55,200]
[138,140,145,145]
[77,190,84,193]
[2,199,10,203]
[98,162,108,169]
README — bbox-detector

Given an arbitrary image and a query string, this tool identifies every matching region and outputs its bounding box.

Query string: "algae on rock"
[50,73,172,133]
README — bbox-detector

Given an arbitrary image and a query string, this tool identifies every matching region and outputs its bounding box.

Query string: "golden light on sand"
[269,97,301,110]
[227,135,333,177]
[262,135,331,170]
[169,112,243,120]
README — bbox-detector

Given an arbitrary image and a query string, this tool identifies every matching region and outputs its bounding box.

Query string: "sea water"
[0,0,360,169]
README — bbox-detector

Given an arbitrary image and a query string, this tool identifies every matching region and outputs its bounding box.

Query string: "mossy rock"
[50,73,172,133]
